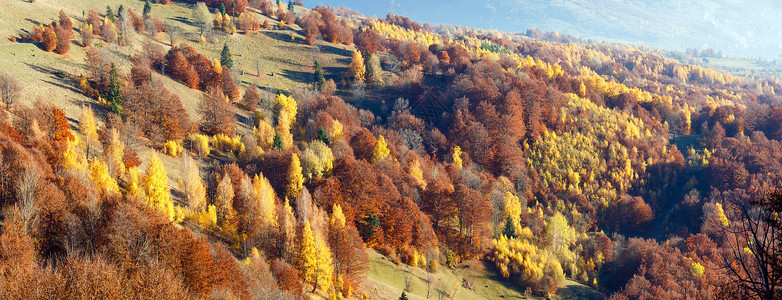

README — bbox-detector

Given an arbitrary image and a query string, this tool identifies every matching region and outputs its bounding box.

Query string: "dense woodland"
[1,0,781,299]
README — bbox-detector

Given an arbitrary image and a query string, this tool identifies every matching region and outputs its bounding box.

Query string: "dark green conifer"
[221,43,233,70]
[108,63,123,115]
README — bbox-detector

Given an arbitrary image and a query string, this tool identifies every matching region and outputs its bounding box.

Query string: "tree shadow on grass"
[169,16,194,27]
[319,43,352,58]
[556,283,605,300]
[474,259,527,299]
[280,69,312,85]
[25,63,81,94]
[263,30,305,45]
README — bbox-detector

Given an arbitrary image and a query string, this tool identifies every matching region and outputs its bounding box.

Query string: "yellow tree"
[286,153,304,200]
[62,131,87,172]
[143,153,175,221]
[80,105,99,158]
[408,158,425,188]
[452,146,463,169]
[127,166,140,198]
[349,51,365,82]
[503,191,522,235]
[89,159,119,196]
[276,110,294,149]
[274,94,297,125]
[298,220,333,294]
[254,119,276,150]
[252,173,278,227]
[371,134,390,163]
[300,140,334,180]
[329,119,344,141]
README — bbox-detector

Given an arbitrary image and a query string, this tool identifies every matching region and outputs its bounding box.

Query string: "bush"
[212,134,245,156]
[163,140,183,157]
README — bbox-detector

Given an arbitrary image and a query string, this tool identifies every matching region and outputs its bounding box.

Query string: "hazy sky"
[314,0,782,59]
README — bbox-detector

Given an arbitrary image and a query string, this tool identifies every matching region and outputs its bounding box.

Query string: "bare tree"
[0,71,22,108]
[16,166,40,234]
[719,194,782,300]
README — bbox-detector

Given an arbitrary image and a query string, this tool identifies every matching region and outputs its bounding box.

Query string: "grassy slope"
[362,250,604,300]
[0,0,351,196]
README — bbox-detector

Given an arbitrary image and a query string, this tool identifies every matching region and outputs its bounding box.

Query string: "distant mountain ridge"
[318,0,782,59]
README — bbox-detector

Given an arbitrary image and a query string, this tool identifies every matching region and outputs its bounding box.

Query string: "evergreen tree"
[106,6,115,23]
[108,63,123,115]
[313,60,325,91]
[317,126,330,145]
[364,52,374,83]
[288,0,295,13]
[273,132,284,150]
[399,291,409,300]
[230,2,236,17]
[220,3,227,16]
[276,0,281,10]
[502,215,517,238]
[143,0,151,18]
[117,5,124,18]
[221,43,233,70]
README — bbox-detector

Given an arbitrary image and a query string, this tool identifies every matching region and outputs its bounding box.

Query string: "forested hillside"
[0,0,780,299]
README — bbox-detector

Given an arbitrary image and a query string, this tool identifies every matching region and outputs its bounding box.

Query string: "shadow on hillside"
[319,43,351,58]
[323,66,347,78]
[25,63,82,94]
[556,283,605,300]
[169,16,194,27]
[279,69,311,84]
[263,30,305,45]
[24,18,39,27]
[265,55,309,69]
[476,259,527,299]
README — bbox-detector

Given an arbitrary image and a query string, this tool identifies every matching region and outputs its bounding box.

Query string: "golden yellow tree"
[408,159,425,188]
[286,153,304,200]
[253,119,276,150]
[276,110,294,149]
[298,220,334,293]
[371,134,390,163]
[143,153,175,221]
[62,131,87,172]
[252,173,277,227]
[452,146,463,169]
[329,119,344,141]
[80,105,99,158]
[89,159,119,196]
[274,94,297,125]
[503,191,522,235]
[349,51,366,82]
[127,166,140,197]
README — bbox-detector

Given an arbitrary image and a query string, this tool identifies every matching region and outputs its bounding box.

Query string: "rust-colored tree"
[198,87,235,135]
[42,24,57,52]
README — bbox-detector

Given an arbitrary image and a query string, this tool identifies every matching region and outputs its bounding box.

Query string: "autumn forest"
[0,0,780,299]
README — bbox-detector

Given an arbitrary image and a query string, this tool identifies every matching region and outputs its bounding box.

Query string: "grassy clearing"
[702,58,763,71]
